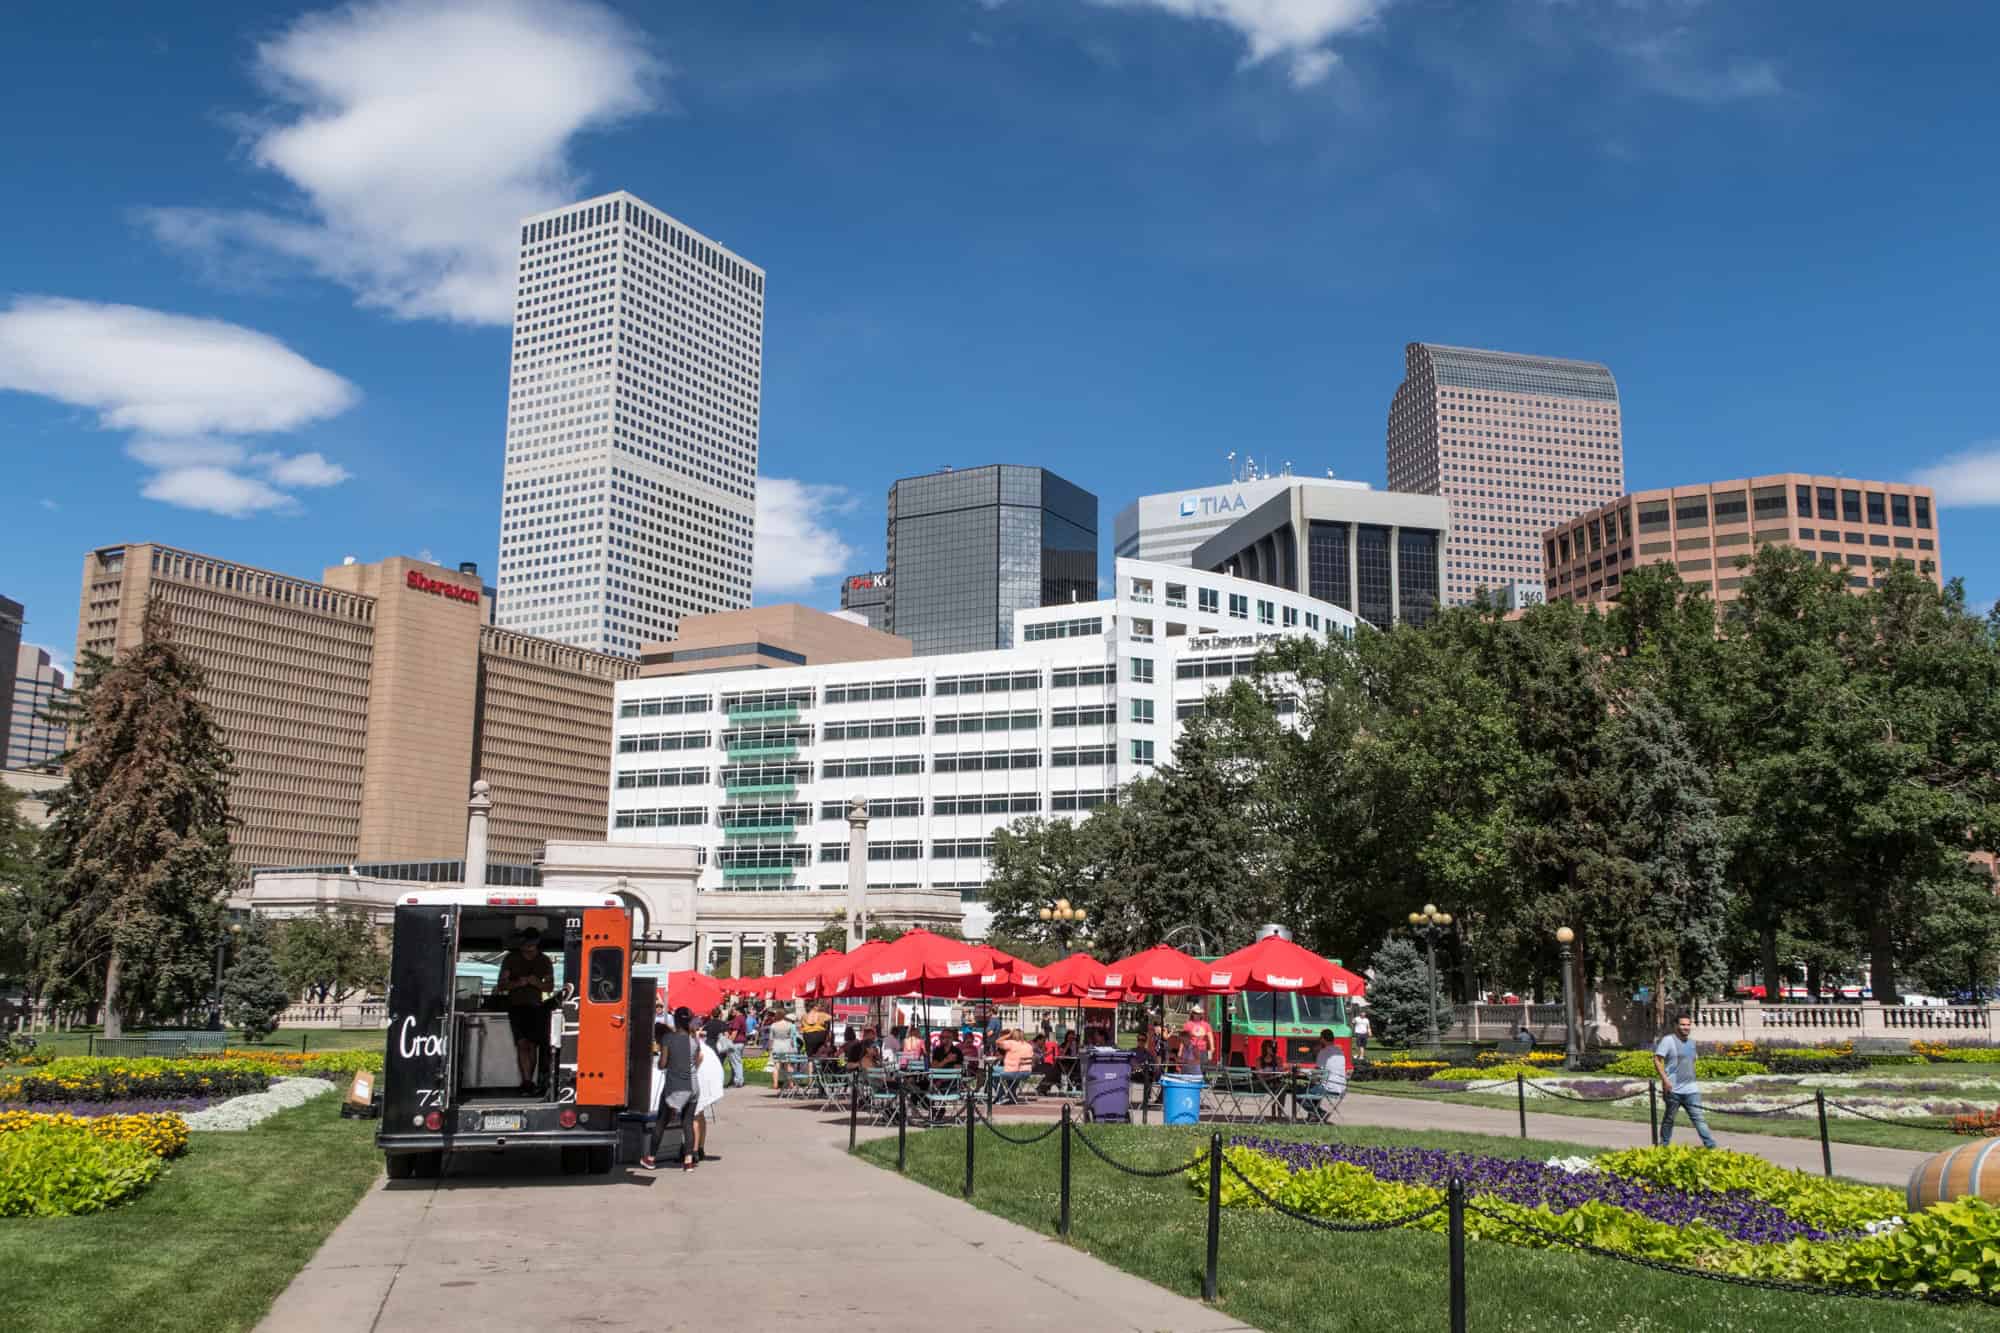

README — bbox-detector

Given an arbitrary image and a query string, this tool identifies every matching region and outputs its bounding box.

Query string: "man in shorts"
[496,928,554,1094]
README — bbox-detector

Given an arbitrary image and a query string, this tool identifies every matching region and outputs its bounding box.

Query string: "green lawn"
[0,1100,383,1333]
[1353,1080,1967,1153]
[858,1121,2000,1333]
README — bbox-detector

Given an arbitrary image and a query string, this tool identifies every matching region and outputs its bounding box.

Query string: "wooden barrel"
[1907,1141,2000,1211]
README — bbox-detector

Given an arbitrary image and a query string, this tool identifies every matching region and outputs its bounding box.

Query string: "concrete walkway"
[261,1092,1252,1333]
[1336,1091,1930,1188]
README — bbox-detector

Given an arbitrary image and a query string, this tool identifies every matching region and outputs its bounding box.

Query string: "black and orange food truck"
[377,887,674,1178]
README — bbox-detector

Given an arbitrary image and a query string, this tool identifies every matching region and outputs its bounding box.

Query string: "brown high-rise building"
[76,544,635,871]
[1387,342,1624,607]
[1542,475,1941,605]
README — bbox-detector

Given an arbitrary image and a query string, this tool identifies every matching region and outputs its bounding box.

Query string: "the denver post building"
[608,558,1362,962]
[77,545,638,897]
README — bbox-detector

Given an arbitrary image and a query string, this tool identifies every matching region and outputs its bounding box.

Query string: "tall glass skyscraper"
[885,466,1098,655]
[496,192,764,657]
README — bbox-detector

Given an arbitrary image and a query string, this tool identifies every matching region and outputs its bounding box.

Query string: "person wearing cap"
[497,928,555,1094]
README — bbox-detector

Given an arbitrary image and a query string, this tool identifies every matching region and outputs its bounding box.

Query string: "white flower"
[184,1077,335,1132]
[1544,1155,1598,1175]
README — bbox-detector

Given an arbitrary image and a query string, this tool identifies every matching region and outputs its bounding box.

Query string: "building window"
[1867,492,1887,525]
[1751,486,1787,522]
[1227,594,1249,620]
[1050,704,1113,727]
[1050,745,1115,767]
[1307,520,1353,612]
[1165,582,1187,608]
[1050,789,1114,812]
[1023,617,1103,642]
[1674,496,1709,530]
[1282,605,1298,628]
[1130,578,1153,603]
[1198,587,1220,614]
[1915,495,1932,530]
[1050,666,1110,688]
[1713,490,1749,524]
[1129,656,1154,684]
[1398,529,1440,628]
[1891,494,1911,528]
[1130,739,1155,766]
[1815,487,1836,520]
[1256,600,1275,626]
[1841,489,1862,523]
[1636,502,1669,534]
[1356,525,1392,628]
[1129,698,1154,725]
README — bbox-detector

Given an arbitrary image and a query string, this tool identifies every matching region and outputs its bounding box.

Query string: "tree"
[33,605,236,1037]
[981,807,1129,951]
[222,923,291,1042]
[274,908,387,1003]
[1367,934,1452,1049]
[0,784,42,986]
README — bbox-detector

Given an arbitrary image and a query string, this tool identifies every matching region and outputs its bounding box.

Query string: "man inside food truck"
[497,928,556,1094]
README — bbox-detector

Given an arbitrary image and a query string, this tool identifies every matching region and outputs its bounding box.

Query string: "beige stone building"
[637,603,911,678]
[76,545,634,871]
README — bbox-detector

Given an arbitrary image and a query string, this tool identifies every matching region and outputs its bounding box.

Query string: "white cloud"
[754,478,859,597]
[0,296,359,516]
[1090,0,1385,87]
[141,467,298,519]
[1621,30,1782,103]
[1911,444,2000,507]
[143,0,663,325]
[38,498,58,511]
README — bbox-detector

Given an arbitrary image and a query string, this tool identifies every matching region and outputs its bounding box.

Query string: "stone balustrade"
[1690,1000,1997,1046]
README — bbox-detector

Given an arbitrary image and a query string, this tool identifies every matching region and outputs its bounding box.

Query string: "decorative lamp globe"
[1422,903,1438,918]
[1556,926,1576,946]
[1436,913,1452,927]
[1408,912,1424,927]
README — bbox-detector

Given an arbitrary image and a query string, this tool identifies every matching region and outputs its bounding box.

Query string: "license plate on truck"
[482,1114,525,1132]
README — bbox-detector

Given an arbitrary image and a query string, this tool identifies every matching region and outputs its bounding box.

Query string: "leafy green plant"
[1425,1063,1559,1083]
[0,1121,164,1217]
[1595,1146,1901,1232]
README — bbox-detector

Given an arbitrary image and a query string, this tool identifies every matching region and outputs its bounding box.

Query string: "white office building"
[607,559,1359,938]
[1114,473,1375,567]
[496,192,765,656]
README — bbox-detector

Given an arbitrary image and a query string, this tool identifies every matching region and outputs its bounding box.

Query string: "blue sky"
[4,0,1997,673]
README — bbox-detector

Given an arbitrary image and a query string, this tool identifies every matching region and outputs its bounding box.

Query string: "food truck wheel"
[385,1153,417,1181]
[588,1145,615,1175]
[560,1146,587,1175]
[411,1150,443,1179]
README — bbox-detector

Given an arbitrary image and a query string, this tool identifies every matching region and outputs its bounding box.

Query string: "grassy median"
[858,1120,1999,1333]
[0,1100,382,1333]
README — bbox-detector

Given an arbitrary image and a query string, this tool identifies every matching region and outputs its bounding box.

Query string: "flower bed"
[184,1077,334,1132]
[1602,1053,1767,1079]
[0,1121,164,1217]
[1351,1060,1449,1083]
[0,1058,273,1105]
[220,1049,383,1077]
[1198,1139,1998,1296]
[0,1110,189,1159]
[1426,1063,1558,1085]
[1914,1042,2000,1064]
[1472,1050,1567,1068]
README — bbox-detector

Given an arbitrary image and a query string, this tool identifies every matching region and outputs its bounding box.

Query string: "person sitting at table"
[1315,1028,1349,1100]
[1255,1040,1281,1073]
[901,1025,925,1065]
[842,1028,869,1068]
[931,1037,964,1070]
[1034,1029,1064,1096]
[957,1027,980,1063]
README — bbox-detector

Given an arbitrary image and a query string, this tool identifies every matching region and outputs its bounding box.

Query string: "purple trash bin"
[1083,1048,1135,1122]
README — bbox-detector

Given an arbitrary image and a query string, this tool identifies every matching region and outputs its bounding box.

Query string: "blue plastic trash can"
[1162,1073,1202,1125]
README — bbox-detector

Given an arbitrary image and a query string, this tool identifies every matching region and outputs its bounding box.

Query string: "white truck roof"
[393,887,631,910]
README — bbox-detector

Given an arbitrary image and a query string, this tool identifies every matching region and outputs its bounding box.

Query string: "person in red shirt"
[1182,1011,1218,1068]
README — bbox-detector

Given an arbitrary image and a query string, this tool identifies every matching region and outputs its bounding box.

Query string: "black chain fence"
[1698,1097,1821,1119]
[1524,1080,1648,1104]
[973,1107,1063,1146]
[1219,1152,1451,1234]
[1827,1100,1964,1131]
[1070,1121,1214,1179]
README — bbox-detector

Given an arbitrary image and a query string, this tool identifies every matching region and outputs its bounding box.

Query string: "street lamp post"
[1556,926,1578,1070]
[1038,898,1088,954]
[1407,904,1453,1053]
[210,921,243,1031]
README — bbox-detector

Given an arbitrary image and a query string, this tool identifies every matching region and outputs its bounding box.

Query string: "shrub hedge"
[0,1057,273,1105]
[0,1121,164,1217]
[1601,1053,1767,1079]
[1351,1060,1449,1083]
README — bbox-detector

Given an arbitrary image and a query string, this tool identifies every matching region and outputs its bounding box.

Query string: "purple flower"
[1230,1136,1841,1245]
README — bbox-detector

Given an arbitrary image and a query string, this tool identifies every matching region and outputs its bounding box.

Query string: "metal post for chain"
[301,1031,309,1054]
[848,1077,860,1152]
[896,1084,907,1172]
[1516,1072,1527,1139]
[1816,1089,1833,1178]
[1203,1131,1223,1302]
[1447,1178,1467,1333]
[1648,1083,1659,1145]
[963,1091,976,1198]
[1059,1102,1073,1238]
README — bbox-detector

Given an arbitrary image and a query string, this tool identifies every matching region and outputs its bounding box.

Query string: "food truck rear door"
[383,903,458,1129]
[574,907,631,1108]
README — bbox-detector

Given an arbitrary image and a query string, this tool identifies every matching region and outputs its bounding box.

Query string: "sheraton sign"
[406,569,480,605]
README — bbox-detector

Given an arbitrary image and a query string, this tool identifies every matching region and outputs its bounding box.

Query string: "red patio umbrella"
[764,947,845,1002]
[1100,943,1222,995]
[664,970,726,1016]
[829,929,996,998]
[1208,935,1367,1067]
[1034,953,1109,996]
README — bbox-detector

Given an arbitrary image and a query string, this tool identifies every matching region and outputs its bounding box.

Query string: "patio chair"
[988,1070,1031,1106]
[924,1070,967,1124]
[814,1069,853,1115]
[865,1071,901,1126]
[1293,1070,1347,1125]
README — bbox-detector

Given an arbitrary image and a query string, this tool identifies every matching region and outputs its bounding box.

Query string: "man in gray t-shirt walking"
[1653,1012,1716,1149]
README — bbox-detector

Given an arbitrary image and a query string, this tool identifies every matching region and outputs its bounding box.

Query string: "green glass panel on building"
[721,825,798,839]
[725,744,800,760]
[720,864,799,879]
[725,706,801,723]
[724,782,797,798]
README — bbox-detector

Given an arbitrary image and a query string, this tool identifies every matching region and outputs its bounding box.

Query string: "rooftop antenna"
[1225,450,1236,484]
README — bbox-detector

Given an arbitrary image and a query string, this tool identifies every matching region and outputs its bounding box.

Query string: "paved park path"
[260,1092,1252,1333]
[1335,1090,1931,1187]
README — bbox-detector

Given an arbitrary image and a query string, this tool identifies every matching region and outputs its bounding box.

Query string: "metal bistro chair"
[865,1069,901,1126]
[1292,1069,1347,1125]
[814,1067,854,1115]
[988,1069,1032,1106]
[924,1069,967,1124]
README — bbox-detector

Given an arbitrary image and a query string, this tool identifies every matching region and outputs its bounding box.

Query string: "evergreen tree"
[0,784,42,986]
[1366,934,1452,1049]
[33,604,235,1037]
[222,923,291,1042]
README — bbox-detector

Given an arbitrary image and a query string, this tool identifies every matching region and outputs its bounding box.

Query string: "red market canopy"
[1033,953,1109,997]
[830,930,1017,999]
[1100,944,1223,996]
[664,970,726,1016]
[1207,936,1367,997]
[764,947,846,1002]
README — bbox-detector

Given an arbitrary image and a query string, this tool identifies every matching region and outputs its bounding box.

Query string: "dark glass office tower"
[886,466,1098,655]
